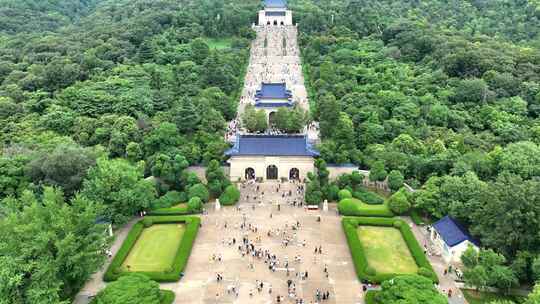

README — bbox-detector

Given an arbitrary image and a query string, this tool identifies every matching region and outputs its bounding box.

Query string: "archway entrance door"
[273,20,278,26]
[266,165,278,180]
[269,111,276,126]
[245,167,255,180]
[289,168,299,180]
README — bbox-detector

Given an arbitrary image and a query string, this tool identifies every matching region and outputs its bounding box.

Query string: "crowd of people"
[209,180,335,303]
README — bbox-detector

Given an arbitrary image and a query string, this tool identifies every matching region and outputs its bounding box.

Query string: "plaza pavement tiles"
[160,182,363,304]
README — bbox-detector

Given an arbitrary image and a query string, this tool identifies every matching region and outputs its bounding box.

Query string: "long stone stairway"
[228,25,319,143]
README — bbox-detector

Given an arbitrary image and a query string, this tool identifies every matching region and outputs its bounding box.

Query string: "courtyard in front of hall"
[160,181,362,303]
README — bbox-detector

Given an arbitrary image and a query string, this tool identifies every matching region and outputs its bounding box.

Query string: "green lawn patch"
[338,198,394,217]
[357,226,419,274]
[104,216,200,282]
[462,289,525,304]
[122,224,185,272]
[342,217,437,283]
[204,37,232,49]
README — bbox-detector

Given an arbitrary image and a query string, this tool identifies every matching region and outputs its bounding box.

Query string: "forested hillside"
[294,0,540,287]
[0,0,258,302]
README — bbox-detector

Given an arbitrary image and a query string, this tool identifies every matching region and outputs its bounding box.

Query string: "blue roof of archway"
[225,135,319,157]
[256,83,292,99]
[265,0,287,9]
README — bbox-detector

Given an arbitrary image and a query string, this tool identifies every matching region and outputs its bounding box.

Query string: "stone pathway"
[74,219,138,304]
[226,25,319,143]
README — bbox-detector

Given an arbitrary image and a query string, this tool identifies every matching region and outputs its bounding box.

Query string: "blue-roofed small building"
[255,83,294,124]
[430,216,479,264]
[259,0,292,26]
[225,134,319,181]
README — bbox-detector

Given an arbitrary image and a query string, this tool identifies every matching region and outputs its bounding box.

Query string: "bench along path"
[161,181,363,303]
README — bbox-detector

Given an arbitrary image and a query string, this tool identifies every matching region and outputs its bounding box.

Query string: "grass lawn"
[357,226,418,274]
[122,224,185,272]
[204,37,232,50]
[462,289,525,304]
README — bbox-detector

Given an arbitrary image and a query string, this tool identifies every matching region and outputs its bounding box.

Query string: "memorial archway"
[266,165,278,180]
[245,167,255,180]
[289,168,299,180]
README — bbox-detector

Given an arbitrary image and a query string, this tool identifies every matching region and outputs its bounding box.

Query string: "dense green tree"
[94,273,162,304]
[0,187,110,303]
[26,144,100,197]
[388,188,411,215]
[375,275,447,304]
[82,158,156,224]
[387,170,404,192]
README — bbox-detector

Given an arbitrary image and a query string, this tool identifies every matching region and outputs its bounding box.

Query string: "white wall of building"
[430,229,478,264]
[258,10,293,26]
[229,155,314,181]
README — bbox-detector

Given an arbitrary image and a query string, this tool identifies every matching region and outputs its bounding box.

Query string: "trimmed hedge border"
[365,290,379,304]
[148,206,193,216]
[338,198,394,217]
[160,290,175,304]
[104,215,201,282]
[342,216,438,284]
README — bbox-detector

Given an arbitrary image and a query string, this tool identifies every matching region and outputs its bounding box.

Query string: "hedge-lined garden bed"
[342,217,438,283]
[104,216,200,282]
[338,198,394,217]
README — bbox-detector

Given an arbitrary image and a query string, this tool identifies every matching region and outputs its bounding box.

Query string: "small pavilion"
[431,216,480,264]
[258,0,293,26]
[226,134,319,181]
[255,82,294,124]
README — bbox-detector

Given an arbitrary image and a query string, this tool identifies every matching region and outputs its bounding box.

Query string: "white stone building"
[225,134,319,182]
[258,0,293,26]
[431,216,480,264]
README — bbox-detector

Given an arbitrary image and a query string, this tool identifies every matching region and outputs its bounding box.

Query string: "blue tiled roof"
[433,216,479,247]
[265,0,287,8]
[257,83,292,99]
[225,135,319,157]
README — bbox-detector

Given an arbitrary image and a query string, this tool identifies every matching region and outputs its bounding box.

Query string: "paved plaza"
[161,181,363,304]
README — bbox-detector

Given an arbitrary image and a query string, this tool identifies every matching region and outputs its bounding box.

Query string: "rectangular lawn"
[122,224,185,272]
[357,226,418,274]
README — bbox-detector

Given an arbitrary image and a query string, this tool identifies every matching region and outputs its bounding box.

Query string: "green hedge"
[338,198,394,217]
[148,204,193,216]
[104,216,201,282]
[342,217,438,284]
[365,290,379,304]
[160,290,175,304]
[353,187,385,205]
[338,189,353,201]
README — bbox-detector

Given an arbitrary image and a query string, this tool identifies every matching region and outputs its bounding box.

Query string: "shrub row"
[160,290,175,304]
[148,205,192,216]
[342,217,438,284]
[104,216,201,282]
[338,198,394,217]
[352,187,385,205]
[365,290,379,304]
